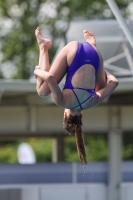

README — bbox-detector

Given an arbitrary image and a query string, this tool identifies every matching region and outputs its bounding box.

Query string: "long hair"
[63,114,87,164]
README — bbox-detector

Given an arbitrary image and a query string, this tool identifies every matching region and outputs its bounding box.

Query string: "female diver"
[34,27,119,164]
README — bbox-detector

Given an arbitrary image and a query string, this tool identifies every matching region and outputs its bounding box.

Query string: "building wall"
[0,105,133,136]
[0,183,133,200]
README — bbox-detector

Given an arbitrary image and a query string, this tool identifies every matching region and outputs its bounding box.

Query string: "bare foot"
[35,27,52,49]
[83,30,96,46]
[83,30,94,41]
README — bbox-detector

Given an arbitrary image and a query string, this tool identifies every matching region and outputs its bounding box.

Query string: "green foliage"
[65,137,80,162]
[0,0,131,79]
[122,133,133,160]
[86,135,108,161]
[65,135,108,162]
[0,133,133,163]
[27,138,52,162]
[0,141,18,163]
[0,0,42,79]
[0,71,4,78]
[0,138,53,163]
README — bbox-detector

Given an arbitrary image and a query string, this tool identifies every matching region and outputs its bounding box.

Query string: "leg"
[35,27,52,71]
[83,29,106,91]
[35,27,52,96]
[83,30,96,46]
[34,69,63,105]
[34,27,68,98]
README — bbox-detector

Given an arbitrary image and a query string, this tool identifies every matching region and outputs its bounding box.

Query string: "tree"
[0,0,44,79]
[0,0,132,79]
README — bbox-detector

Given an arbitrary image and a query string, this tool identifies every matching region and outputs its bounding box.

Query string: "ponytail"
[75,125,87,164]
[63,114,87,164]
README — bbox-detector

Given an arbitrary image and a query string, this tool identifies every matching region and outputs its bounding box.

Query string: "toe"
[84,30,89,33]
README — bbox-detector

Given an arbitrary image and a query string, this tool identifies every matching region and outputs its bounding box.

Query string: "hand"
[104,70,118,84]
[104,69,111,76]
[34,66,40,78]
[35,66,40,70]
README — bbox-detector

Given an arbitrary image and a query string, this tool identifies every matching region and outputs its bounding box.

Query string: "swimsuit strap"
[71,88,99,110]
[72,95,92,110]
[74,87,99,98]
[72,89,83,110]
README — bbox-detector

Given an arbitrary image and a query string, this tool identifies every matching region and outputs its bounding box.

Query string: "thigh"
[49,41,78,84]
[49,46,68,84]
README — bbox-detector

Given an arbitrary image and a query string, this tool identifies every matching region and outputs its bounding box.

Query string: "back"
[64,42,100,90]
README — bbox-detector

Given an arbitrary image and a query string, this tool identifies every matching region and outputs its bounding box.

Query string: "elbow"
[110,79,119,88]
[114,79,119,87]
[37,90,49,98]
[36,86,51,98]
[37,91,48,98]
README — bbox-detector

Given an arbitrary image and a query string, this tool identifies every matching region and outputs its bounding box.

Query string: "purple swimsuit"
[63,42,100,110]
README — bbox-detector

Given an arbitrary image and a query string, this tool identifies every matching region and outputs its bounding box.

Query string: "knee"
[36,73,54,97]
[37,90,49,98]
[37,84,51,98]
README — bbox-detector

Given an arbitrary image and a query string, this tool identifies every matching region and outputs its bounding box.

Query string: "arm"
[95,70,119,105]
[34,69,63,104]
[35,46,68,98]
[95,56,107,92]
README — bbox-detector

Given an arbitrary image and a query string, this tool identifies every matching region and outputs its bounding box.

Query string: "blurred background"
[0,0,133,200]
